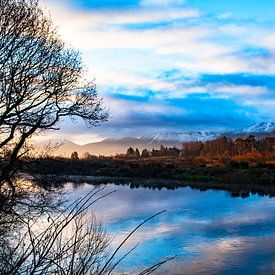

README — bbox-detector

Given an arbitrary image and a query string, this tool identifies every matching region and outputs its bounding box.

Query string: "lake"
[64,182,275,274]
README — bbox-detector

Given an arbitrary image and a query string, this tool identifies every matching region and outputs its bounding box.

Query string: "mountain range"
[36,122,275,157]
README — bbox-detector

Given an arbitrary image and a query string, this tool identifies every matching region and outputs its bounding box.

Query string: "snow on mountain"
[139,122,275,143]
[241,122,275,133]
[34,122,274,157]
[140,131,219,143]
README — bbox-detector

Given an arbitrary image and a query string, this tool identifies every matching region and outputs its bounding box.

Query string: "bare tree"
[0,186,173,274]
[0,187,113,274]
[0,0,108,197]
[0,2,174,274]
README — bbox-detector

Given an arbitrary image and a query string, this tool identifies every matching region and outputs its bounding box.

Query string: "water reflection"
[64,183,275,274]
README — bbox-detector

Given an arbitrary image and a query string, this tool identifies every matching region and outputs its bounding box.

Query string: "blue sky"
[40,0,275,143]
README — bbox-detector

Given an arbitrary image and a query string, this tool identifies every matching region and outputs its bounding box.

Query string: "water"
[64,182,275,274]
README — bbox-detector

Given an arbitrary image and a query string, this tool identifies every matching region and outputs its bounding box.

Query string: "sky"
[39,0,275,143]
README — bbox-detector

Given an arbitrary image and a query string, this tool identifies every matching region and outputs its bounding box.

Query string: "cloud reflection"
[64,183,275,273]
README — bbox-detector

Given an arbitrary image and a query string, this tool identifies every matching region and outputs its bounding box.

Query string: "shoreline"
[30,174,275,198]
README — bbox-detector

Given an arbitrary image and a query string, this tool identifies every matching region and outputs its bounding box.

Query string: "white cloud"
[41,0,272,79]
[140,0,186,7]
[93,69,177,92]
[40,1,218,55]
[155,40,232,58]
[217,12,232,20]
[244,98,275,119]
[259,33,275,53]
[42,1,249,76]
[38,0,275,137]
[176,55,251,74]
[93,66,267,99]
[42,1,197,28]
[214,85,267,96]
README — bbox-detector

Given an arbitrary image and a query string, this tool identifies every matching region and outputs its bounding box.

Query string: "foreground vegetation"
[23,153,275,195]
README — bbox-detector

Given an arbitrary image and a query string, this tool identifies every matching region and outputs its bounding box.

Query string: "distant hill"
[35,122,275,157]
[228,121,275,138]
[235,121,275,134]
[36,137,185,157]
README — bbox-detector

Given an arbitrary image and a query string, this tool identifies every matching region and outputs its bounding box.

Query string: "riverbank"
[28,174,275,198]
[26,156,274,181]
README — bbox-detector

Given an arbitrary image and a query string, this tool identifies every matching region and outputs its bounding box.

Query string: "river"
[64,182,275,274]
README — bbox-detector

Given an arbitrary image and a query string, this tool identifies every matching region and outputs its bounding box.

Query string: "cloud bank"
[40,0,275,142]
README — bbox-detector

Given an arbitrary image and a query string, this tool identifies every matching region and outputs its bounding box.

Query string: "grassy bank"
[21,156,275,197]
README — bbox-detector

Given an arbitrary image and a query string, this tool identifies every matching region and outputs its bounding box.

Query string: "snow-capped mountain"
[240,122,275,134]
[35,122,274,157]
[140,131,219,143]
[139,122,275,144]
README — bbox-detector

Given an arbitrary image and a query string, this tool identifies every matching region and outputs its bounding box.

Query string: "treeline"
[20,135,275,188]
[182,135,274,157]
[124,145,181,158]
[22,134,274,186]
[122,135,274,160]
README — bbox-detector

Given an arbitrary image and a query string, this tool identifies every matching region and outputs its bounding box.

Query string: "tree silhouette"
[0,2,174,273]
[0,0,108,196]
[141,148,150,158]
[126,147,135,157]
[71,151,79,160]
[135,148,140,158]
